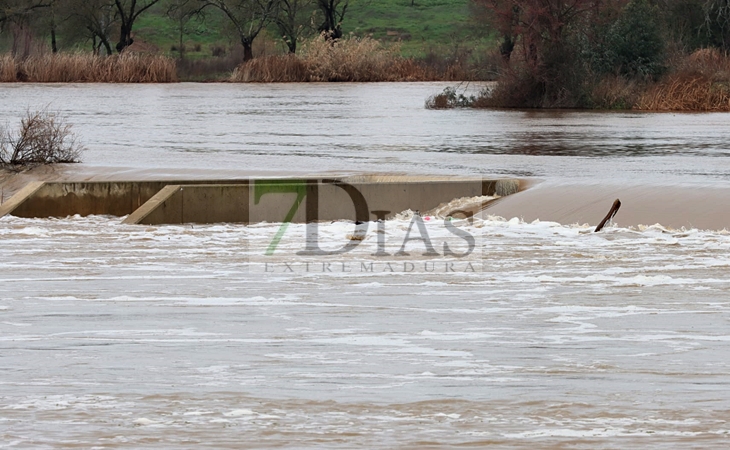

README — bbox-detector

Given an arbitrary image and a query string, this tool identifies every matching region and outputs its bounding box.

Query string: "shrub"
[636,49,730,111]
[0,110,83,167]
[211,45,227,57]
[588,0,665,79]
[231,34,435,82]
[425,87,482,109]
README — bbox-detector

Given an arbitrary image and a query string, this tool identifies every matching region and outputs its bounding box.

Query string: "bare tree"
[0,0,52,57]
[166,0,204,58]
[113,0,162,52]
[0,110,83,166]
[275,0,315,53]
[316,0,347,39]
[203,0,277,61]
[473,0,607,65]
[704,0,730,49]
[64,0,117,55]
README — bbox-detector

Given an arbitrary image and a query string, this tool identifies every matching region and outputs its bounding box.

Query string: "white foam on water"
[2,213,730,447]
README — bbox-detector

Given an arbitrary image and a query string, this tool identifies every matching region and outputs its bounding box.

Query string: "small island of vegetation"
[428,0,730,111]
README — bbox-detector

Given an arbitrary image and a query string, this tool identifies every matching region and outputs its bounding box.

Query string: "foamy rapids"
[1,209,730,448]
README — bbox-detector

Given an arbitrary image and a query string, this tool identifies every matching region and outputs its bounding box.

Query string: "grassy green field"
[132,0,493,59]
[348,0,490,57]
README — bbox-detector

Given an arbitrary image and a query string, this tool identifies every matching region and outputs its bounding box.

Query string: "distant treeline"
[4,0,730,103]
[425,0,730,110]
[0,0,348,61]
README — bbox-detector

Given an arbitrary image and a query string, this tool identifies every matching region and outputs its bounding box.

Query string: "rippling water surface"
[1,82,730,182]
[1,83,730,448]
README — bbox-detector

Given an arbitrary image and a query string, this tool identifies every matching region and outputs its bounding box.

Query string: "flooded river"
[1,82,730,182]
[1,83,730,448]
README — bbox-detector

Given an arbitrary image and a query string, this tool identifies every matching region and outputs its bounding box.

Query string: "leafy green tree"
[591,0,665,78]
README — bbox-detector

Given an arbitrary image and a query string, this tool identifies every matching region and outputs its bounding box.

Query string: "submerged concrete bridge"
[0,177,521,225]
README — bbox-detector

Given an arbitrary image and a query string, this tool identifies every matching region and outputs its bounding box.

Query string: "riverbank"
[428,49,730,112]
[0,53,177,83]
[0,35,491,83]
[4,50,730,112]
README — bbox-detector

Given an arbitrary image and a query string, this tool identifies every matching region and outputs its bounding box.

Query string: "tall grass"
[231,35,470,82]
[0,54,16,82]
[301,36,423,82]
[0,53,177,83]
[636,49,730,111]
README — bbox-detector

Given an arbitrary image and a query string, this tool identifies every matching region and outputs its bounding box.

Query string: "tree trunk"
[319,2,343,41]
[242,39,253,62]
[103,38,113,56]
[286,38,296,54]
[179,21,184,59]
[116,23,133,53]
[499,35,514,62]
[50,5,58,53]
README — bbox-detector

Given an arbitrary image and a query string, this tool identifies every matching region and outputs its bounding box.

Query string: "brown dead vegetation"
[0,53,177,83]
[0,110,83,167]
[636,49,730,111]
[231,35,472,82]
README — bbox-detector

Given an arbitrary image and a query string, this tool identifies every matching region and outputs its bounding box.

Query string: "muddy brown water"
[1,83,730,448]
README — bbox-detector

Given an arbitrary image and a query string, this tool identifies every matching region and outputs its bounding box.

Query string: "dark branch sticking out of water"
[595,199,622,232]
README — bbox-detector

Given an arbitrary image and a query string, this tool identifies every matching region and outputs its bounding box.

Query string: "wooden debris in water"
[595,199,621,232]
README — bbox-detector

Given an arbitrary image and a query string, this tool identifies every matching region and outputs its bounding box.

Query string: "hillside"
[132,0,492,59]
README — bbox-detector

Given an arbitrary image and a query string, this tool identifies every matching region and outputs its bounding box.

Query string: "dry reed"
[231,35,446,82]
[636,49,730,111]
[588,76,641,110]
[0,53,177,83]
[0,54,17,82]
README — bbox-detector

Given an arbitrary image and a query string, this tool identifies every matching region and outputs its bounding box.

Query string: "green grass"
[134,5,232,58]
[130,0,494,59]
[347,0,491,57]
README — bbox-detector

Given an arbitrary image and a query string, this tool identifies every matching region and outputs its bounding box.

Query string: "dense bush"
[588,0,665,79]
[453,0,673,109]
